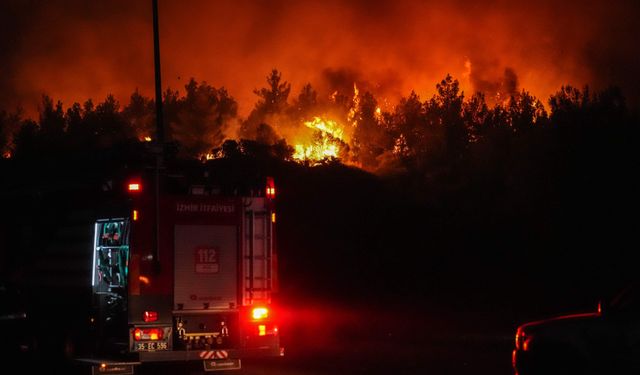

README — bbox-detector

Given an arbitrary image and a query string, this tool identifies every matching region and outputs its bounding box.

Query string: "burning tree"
[292,117,350,164]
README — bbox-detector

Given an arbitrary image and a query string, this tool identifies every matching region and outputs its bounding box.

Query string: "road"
[243,338,513,375]
[13,300,517,375]
[240,302,516,375]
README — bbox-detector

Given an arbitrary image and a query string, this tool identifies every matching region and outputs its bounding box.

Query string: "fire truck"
[79,167,282,373]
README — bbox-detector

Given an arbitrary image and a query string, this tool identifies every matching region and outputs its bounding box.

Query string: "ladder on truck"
[243,210,273,305]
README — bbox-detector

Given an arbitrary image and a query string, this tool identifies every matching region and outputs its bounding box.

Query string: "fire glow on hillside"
[292,117,348,163]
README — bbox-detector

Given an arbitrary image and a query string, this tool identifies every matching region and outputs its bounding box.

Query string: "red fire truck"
[81,171,282,373]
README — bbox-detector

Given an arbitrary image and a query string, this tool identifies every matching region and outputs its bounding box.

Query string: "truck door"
[174,225,238,310]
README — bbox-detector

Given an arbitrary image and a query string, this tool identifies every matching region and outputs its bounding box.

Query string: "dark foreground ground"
[7,296,519,375]
[2,148,636,375]
[242,301,516,375]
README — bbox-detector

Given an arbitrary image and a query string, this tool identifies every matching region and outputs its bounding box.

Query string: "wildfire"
[293,117,348,163]
[347,83,360,127]
[292,83,363,165]
[375,107,383,122]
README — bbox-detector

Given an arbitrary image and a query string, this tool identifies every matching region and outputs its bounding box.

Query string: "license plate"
[133,341,169,351]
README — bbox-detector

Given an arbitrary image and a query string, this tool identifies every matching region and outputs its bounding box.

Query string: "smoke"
[466,57,520,103]
[321,68,365,97]
[1,0,639,118]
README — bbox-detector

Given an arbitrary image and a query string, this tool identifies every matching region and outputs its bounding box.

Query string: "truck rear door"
[174,224,238,310]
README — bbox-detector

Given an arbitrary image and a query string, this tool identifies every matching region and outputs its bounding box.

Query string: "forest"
[1,69,638,317]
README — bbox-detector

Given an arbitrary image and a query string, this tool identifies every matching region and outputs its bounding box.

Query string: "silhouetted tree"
[123,89,154,140]
[508,90,547,133]
[0,111,9,156]
[291,83,318,121]
[255,69,291,114]
[38,95,66,152]
[12,119,38,159]
[170,79,238,158]
[271,138,294,160]
[429,75,466,161]
[591,86,628,129]
[94,95,134,147]
[220,139,240,158]
[0,109,22,157]
[162,88,180,142]
[548,85,590,129]
[352,91,385,169]
[391,91,426,163]
[463,92,490,143]
[64,99,99,150]
[39,95,65,137]
[256,123,278,145]
[240,69,291,139]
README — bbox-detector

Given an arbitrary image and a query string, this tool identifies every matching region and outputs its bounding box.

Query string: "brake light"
[133,328,164,341]
[143,311,158,322]
[252,307,269,320]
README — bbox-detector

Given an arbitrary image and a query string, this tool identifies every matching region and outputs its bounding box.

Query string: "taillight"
[143,311,158,322]
[133,328,164,341]
[252,307,269,320]
[128,180,142,193]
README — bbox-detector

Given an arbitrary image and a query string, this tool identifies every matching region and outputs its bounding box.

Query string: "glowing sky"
[1,0,638,118]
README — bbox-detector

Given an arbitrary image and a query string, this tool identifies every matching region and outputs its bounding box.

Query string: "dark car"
[512,282,640,375]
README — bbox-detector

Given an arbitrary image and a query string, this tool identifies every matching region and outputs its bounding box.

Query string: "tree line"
[0,69,638,309]
[0,69,637,179]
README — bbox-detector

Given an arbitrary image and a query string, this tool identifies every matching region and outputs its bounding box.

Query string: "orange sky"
[1,0,638,118]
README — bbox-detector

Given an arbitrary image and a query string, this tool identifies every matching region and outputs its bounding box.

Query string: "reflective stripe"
[199,350,228,359]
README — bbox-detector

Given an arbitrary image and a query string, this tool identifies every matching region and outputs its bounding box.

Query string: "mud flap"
[203,359,241,371]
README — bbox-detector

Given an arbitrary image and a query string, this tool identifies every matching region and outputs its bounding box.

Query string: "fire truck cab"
[83,170,282,373]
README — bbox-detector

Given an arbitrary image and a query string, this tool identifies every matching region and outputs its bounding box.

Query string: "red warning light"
[266,177,275,199]
[128,181,142,193]
[143,310,158,322]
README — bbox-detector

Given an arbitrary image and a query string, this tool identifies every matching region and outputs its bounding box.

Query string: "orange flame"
[293,117,348,163]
